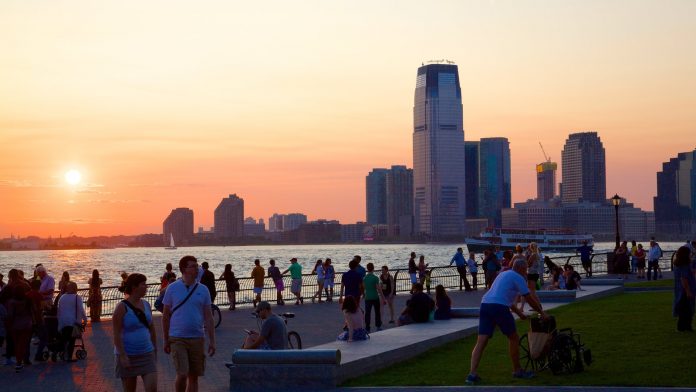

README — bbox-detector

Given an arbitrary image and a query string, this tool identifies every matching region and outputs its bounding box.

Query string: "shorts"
[409,273,418,284]
[581,259,591,268]
[478,303,516,337]
[253,287,263,295]
[115,351,157,379]
[273,279,284,291]
[170,337,206,376]
[527,273,540,282]
[324,278,334,288]
[291,278,302,293]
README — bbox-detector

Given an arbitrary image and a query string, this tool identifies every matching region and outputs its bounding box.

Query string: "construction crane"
[539,142,551,163]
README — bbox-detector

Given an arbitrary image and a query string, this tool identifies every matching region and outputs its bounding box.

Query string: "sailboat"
[165,233,177,250]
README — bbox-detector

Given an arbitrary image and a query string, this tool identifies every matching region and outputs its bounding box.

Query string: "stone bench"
[450,307,480,318]
[225,349,340,391]
[536,290,577,302]
[581,278,624,286]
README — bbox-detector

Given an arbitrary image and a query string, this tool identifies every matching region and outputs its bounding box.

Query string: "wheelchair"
[519,316,592,375]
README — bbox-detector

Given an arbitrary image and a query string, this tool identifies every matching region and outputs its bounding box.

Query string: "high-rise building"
[243,217,266,236]
[268,213,284,232]
[654,149,696,235]
[366,168,389,225]
[386,165,413,238]
[163,207,194,246]
[560,132,606,204]
[282,213,308,231]
[412,62,467,239]
[536,161,557,201]
[465,141,480,218]
[478,137,511,226]
[214,194,244,239]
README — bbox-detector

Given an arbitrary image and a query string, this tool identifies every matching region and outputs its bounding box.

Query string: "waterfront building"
[465,141,480,218]
[386,165,414,238]
[366,168,389,225]
[560,132,606,204]
[244,217,266,236]
[283,213,308,231]
[478,137,511,226]
[268,213,284,232]
[214,194,244,239]
[412,62,467,239]
[654,149,696,235]
[537,161,557,201]
[163,207,194,246]
[296,220,341,243]
[341,222,373,242]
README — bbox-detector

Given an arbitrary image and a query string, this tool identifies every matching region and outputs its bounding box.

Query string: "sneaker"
[15,364,23,373]
[465,374,481,385]
[512,370,535,379]
[299,297,304,304]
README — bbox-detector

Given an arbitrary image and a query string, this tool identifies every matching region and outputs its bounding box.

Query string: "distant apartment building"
[386,165,413,238]
[413,63,467,240]
[243,217,266,236]
[163,207,194,246]
[561,132,606,204]
[478,137,511,226]
[341,222,373,242]
[536,161,557,201]
[654,149,696,235]
[283,213,307,231]
[464,141,480,219]
[268,213,284,232]
[296,220,341,243]
[214,194,244,239]
[366,168,389,225]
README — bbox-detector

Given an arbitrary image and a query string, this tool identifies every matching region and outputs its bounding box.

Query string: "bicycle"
[211,304,222,329]
[249,311,302,349]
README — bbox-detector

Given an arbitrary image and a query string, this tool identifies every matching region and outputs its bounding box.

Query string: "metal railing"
[71,250,676,319]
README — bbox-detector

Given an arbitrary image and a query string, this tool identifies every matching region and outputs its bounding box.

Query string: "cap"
[255,301,271,313]
[290,257,297,262]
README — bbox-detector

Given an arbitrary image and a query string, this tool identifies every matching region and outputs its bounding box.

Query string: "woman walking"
[88,269,103,322]
[311,259,325,303]
[380,265,395,324]
[673,246,695,332]
[520,243,542,311]
[113,273,158,392]
[57,282,87,362]
[418,255,429,285]
[7,285,33,372]
[220,264,238,311]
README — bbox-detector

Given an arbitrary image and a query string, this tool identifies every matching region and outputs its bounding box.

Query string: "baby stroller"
[41,311,87,361]
[519,316,592,375]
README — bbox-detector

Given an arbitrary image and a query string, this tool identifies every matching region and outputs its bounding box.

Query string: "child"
[467,252,478,290]
[424,270,432,294]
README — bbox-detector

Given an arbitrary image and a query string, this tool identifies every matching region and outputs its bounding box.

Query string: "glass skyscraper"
[478,137,511,226]
[366,168,389,225]
[465,141,480,219]
[413,63,466,239]
[654,149,696,235]
[561,132,606,204]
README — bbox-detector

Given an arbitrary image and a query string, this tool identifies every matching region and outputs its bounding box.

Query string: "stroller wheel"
[76,350,87,360]
[42,351,50,361]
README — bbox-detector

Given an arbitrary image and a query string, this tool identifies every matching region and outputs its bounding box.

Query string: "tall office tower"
[163,207,194,245]
[386,165,414,237]
[366,168,389,225]
[560,132,606,204]
[654,149,696,235]
[214,194,244,239]
[478,137,512,226]
[268,213,285,232]
[282,213,308,231]
[465,141,480,218]
[412,62,467,239]
[536,161,557,201]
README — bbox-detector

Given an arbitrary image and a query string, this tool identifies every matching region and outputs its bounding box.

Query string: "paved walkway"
[0,272,673,391]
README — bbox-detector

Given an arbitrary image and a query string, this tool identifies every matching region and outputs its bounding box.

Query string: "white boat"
[165,233,177,250]
[465,228,593,252]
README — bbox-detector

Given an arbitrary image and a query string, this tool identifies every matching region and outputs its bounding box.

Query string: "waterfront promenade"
[0,273,673,391]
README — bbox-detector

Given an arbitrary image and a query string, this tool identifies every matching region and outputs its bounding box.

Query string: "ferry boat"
[465,228,593,252]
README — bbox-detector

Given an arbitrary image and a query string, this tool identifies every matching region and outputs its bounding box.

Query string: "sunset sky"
[1,0,695,237]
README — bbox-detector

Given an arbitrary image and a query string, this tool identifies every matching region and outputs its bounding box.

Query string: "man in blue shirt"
[340,259,364,304]
[576,241,594,278]
[450,247,472,291]
[353,255,366,279]
[466,259,548,385]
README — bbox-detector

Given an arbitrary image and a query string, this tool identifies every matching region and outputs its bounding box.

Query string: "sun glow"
[65,170,82,185]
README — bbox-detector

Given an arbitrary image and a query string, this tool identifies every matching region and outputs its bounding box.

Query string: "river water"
[0,242,685,288]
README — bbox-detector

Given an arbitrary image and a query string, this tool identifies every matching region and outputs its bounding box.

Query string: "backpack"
[154,291,165,312]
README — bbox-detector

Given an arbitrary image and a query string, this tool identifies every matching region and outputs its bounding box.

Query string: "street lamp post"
[611,194,622,250]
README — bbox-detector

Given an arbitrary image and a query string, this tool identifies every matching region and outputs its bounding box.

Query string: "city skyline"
[1,1,695,237]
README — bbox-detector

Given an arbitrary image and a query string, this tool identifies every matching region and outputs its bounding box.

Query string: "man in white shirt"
[466,259,548,385]
[36,266,55,307]
[162,256,216,392]
[647,240,662,281]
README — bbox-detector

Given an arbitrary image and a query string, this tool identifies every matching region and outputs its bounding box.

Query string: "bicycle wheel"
[211,304,222,328]
[288,331,302,349]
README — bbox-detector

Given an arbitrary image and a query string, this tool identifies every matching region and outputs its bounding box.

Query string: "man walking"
[450,247,472,291]
[162,255,216,392]
[647,240,662,281]
[251,259,265,308]
[363,263,385,332]
[282,258,303,305]
[466,259,548,385]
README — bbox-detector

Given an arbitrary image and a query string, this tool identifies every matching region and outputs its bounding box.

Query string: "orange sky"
[1,1,695,237]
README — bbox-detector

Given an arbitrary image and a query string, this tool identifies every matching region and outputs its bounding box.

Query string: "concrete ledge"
[226,349,341,391]
[450,307,480,318]
[582,278,625,286]
[537,290,577,302]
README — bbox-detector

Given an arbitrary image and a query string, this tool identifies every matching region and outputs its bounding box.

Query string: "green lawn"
[343,292,695,387]
[625,279,674,288]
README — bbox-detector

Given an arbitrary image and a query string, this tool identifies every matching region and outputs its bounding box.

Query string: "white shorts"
[410,273,418,284]
[253,287,263,295]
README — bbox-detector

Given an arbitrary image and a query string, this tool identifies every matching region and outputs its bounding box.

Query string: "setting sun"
[65,169,82,185]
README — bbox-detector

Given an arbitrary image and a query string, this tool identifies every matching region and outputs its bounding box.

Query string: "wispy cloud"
[21,218,115,224]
